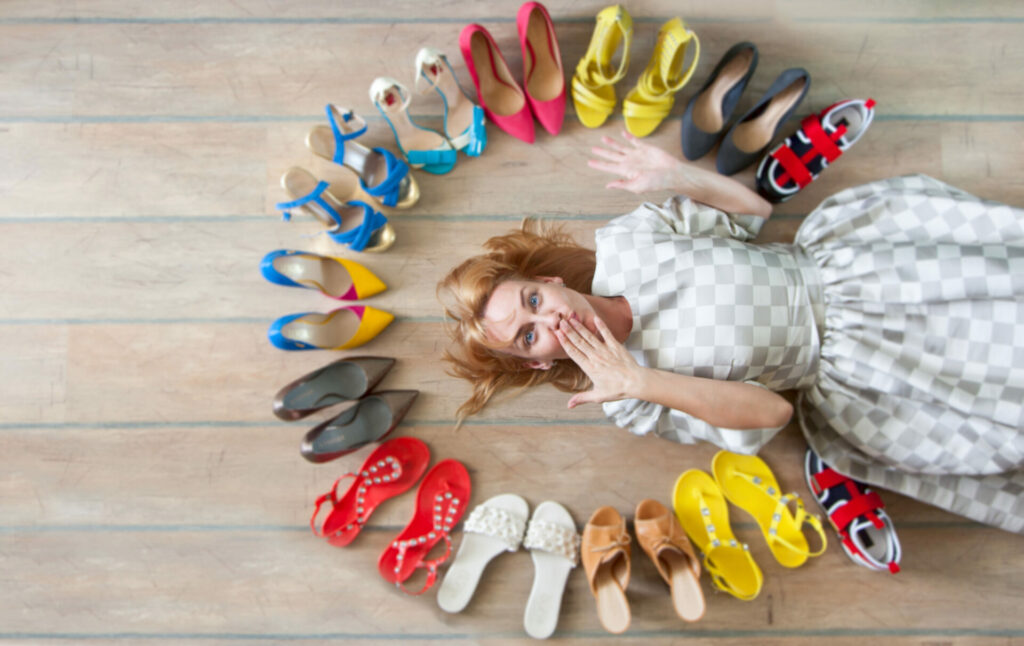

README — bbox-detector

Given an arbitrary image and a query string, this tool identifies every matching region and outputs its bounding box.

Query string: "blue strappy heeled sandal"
[370,77,457,175]
[414,48,487,157]
[306,105,420,209]
[275,167,396,253]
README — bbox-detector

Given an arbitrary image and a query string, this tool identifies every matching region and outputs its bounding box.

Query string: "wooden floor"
[2,1,1023,643]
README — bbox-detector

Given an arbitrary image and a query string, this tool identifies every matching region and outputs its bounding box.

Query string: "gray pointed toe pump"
[273,356,395,421]
[301,389,419,463]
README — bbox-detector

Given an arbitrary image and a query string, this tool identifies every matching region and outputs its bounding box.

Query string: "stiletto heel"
[306,105,420,209]
[460,24,535,144]
[414,48,487,157]
[370,77,457,175]
[301,389,420,463]
[260,249,387,300]
[275,167,395,253]
[517,2,566,136]
[273,356,395,421]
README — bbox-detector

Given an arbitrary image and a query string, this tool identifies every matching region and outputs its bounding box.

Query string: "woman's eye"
[524,329,536,346]
[528,294,539,308]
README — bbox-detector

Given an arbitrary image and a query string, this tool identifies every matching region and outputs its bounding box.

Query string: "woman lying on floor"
[437,131,1024,533]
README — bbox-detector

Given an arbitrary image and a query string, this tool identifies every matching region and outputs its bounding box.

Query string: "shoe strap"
[571,75,616,112]
[359,147,408,207]
[733,472,827,558]
[448,105,487,157]
[771,115,847,189]
[325,105,369,166]
[371,77,413,114]
[391,489,463,595]
[576,9,632,87]
[524,518,580,565]
[635,27,700,98]
[309,456,404,540]
[323,200,388,252]
[464,503,527,552]
[274,179,335,223]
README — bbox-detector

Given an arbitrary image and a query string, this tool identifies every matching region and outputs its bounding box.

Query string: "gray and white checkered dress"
[592,175,1024,533]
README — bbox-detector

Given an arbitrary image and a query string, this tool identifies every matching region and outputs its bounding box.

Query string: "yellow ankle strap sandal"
[712,451,828,569]
[571,5,632,128]
[623,17,700,137]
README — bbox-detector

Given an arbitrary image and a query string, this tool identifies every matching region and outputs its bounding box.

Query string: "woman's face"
[481,277,598,370]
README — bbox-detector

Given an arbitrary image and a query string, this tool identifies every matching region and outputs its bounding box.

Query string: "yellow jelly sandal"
[711,451,828,569]
[571,5,632,129]
[622,17,700,137]
[672,469,762,601]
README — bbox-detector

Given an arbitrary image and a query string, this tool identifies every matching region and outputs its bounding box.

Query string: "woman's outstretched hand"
[555,316,645,409]
[588,130,684,194]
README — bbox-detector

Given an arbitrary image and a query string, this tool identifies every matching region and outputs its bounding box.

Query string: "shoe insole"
[829,105,865,139]
[282,308,361,349]
[282,168,360,233]
[593,566,630,634]
[437,494,528,614]
[310,397,392,453]
[272,253,354,300]
[282,168,390,249]
[732,77,807,153]
[469,32,525,117]
[664,551,705,622]
[281,364,366,412]
[377,86,448,154]
[523,501,576,639]
[524,11,562,102]
[308,125,390,194]
[422,64,475,141]
[693,49,754,134]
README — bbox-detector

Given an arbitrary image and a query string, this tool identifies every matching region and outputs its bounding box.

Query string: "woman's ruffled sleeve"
[602,380,787,455]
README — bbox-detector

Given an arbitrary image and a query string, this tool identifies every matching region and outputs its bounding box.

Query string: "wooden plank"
[6,120,1024,220]
[0,217,801,321]
[0,526,1019,636]
[2,0,1023,22]
[0,424,967,528]
[1,21,1023,119]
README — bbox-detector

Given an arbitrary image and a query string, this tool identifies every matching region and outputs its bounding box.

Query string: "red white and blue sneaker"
[756,98,876,203]
[804,447,901,574]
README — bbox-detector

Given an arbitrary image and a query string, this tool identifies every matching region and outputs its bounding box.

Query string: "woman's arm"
[556,317,793,430]
[588,131,773,219]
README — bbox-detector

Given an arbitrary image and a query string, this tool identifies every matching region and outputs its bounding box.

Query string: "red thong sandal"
[755,98,876,203]
[804,448,902,574]
[378,459,471,595]
[310,437,430,547]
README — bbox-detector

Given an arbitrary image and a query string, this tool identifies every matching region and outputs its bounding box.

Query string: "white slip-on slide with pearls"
[437,493,529,613]
[523,501,580,640]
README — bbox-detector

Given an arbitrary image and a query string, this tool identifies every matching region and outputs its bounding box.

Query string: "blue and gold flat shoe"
[307,105,420,209]
[414,47,487,157]
[370,77,457,175]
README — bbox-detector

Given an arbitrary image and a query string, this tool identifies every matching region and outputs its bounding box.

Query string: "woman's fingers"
[555,326,590,367]
[587,158,626,175]
[563,318,600,353]
[590,146,625,162]
[601,135,630,153]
